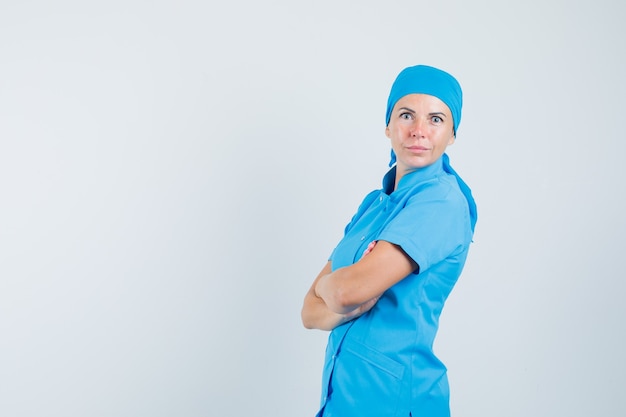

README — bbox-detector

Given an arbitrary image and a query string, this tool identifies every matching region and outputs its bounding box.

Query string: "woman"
[301,65,477,417]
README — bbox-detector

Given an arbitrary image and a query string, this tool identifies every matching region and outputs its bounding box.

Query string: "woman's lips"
[407,145,429,152]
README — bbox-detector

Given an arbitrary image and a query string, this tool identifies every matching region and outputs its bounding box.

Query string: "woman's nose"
[410,119,426,137]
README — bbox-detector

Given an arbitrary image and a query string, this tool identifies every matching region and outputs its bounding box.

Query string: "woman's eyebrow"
[398,107,447,117]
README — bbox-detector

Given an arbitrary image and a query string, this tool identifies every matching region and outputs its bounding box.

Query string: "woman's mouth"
[407,145,429,152]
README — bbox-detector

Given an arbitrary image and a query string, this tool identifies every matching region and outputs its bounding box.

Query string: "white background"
[1,1,625,416]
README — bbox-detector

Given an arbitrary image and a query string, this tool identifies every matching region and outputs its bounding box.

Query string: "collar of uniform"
[382,157,445,195]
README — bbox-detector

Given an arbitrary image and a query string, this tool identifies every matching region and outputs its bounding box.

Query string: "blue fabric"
[442,153,477,233]
[318,157,475,417]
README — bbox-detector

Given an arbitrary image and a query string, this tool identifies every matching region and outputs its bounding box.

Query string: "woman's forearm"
[315,241,416,313]
[302,261,374,330]
[302,262,344,330]
[301,290,350,331]
[315,268,361,314]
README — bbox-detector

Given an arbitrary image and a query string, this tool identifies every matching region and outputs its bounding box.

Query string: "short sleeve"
[377,178,471,272]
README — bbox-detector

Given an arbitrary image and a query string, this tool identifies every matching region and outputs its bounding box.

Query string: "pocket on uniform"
[325,339,406,416]
[343,339,405,380]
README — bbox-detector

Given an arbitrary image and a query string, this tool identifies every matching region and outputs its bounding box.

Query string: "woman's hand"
[342,295,380,320]
[361,240,377,257]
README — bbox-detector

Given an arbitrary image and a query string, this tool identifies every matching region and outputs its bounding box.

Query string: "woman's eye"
[400,113,412,120]
[431,116,443,123]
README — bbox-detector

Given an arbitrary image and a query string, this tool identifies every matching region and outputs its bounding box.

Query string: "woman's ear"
[385,126,391,138]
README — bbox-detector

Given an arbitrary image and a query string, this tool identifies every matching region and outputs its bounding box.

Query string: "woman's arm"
[315,240,417,314]
[301,261,379,331]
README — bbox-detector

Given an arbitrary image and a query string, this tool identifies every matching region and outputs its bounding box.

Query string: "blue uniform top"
[317,154,474,417]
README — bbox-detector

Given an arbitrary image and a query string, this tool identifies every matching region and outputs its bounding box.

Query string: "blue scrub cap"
[386,65,463,167]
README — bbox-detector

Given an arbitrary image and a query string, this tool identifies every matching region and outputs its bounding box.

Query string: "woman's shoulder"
[401,170,461,196]
[401,172,469,212]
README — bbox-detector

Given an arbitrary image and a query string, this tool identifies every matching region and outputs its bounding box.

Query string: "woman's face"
[385,93,455,172]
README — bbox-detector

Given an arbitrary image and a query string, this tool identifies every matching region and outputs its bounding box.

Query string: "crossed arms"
[301,240,417,331]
